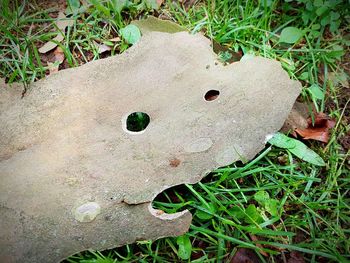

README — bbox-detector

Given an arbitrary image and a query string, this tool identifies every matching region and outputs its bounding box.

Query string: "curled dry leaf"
[282,102,336,143]
[295,112,336,143]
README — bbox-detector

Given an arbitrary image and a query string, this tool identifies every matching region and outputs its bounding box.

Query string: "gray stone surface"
[0,32,301,262]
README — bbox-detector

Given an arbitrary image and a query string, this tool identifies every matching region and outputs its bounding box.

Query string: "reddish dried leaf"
[295,112,336,143]
[295,128,330,143]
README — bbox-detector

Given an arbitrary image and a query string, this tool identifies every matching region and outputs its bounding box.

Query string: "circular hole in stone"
[126,112,150,132]
[204,90,220,101]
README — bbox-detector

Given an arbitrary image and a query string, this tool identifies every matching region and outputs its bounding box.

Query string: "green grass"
[1,0,349,262]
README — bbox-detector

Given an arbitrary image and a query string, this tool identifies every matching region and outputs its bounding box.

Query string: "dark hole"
[126,112,150,132]
[204,90,220,101]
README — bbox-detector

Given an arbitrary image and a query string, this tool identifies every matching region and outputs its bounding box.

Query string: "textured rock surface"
[0,31,301,262]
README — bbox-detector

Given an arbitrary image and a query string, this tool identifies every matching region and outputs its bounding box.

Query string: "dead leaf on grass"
[93,41,112,54]
[109,37,121,42]
[295,112,336,143]
[47,47,65,74]
[39,12,74,54]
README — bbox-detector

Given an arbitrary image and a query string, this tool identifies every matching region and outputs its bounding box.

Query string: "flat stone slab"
[0,32,301,262]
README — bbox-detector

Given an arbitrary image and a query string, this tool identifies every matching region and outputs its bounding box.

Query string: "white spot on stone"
[184,137,213,153]
[74,202,101,223]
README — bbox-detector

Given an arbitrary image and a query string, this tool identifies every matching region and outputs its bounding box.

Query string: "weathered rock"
[0,31,301,262]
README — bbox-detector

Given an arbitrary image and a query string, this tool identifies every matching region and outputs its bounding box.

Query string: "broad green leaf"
[120,24,141,45]
[299,71,309,80]
[229,206,245,219]
[289,139,326,166]
[176,235,192,260]
[268,132,296,149]
[196,202,217,220]
[308,84,324,100]
[244,204,263,224]
[110,0,128,13]
[265,199,279,217]
[269,133,325,166]
[254,191,270,205]
[279,27,303,44]
[316,6,328,16]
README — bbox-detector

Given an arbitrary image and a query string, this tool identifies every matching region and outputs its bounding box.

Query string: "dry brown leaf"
[93,41,112,54]
[109,37,121,42]
[47,47,65,75]
[295,112,336,143]
[47,62,59,74]
[39,12,74,54]
[53,47,65,63]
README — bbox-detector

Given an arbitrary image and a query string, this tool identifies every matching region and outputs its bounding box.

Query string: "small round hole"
[204,90,220,101]
[126,112,150,132]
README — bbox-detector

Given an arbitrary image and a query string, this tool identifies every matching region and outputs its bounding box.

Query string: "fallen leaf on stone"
[231,248,260,263]
[295,112,336,143]
[39,12,74,53]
